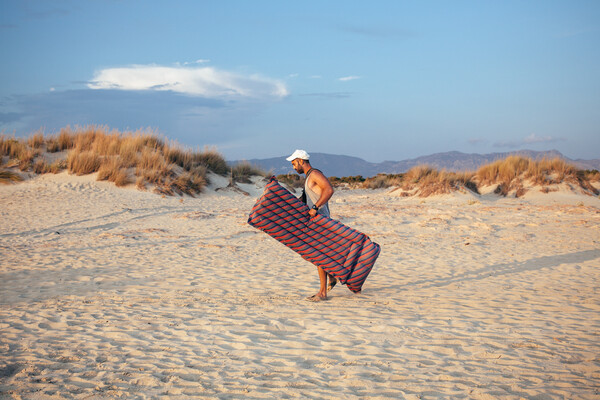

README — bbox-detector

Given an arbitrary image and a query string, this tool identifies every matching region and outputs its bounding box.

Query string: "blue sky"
[1,0,599,162]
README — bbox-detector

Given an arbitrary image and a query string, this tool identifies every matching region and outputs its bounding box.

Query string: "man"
[286,149,337,301]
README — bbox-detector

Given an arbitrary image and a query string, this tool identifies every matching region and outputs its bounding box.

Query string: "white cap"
[286,149,310,162]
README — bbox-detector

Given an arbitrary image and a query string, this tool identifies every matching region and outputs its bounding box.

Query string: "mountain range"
[236,150,600,178]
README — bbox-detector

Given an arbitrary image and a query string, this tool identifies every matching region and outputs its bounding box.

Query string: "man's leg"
[327,273,337,291]
[307,266,328,301]
[317,266,328,297]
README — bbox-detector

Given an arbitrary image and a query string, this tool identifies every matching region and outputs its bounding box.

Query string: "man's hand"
[308,208,318,218]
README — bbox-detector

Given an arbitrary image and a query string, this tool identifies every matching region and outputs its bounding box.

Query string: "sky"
[1,0,599,162]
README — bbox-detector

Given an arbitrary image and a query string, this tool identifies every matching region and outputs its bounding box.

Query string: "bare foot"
[327,275,337,292]
[306,294,328,302]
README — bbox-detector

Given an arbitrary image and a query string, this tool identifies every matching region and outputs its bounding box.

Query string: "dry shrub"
[515,185,528,198]
[232,161,265,184]
[0,136,9,156]
[71,126,109,151]
[18,149,36,171]
[136,176,146,190]
[172,171,206,196]
[137,133,165,151]
[46,139,61,153]
[582,170,600,182]
[136,150,174,187]
[476,156,531,196]
[277,174,305,189]
[401,166,477,196]
[137,149,168,174]
[476,156,597,196]
[28,132,45,149]
[194,147,229,175]
[46,127,74,153]
[165,144,194,171]
[33,159,49,174]
[0,169,23,184]
[363,174,390,189]
[67,149,101,175]
[363,174,402,189]
[97,157,130,187]
[49,160,67,174]
[57,127,74,150]
[477,156,530,186]
[91,131,122,155]
[525,157,577,184]
[0,126,249,196]
[330,175,365,188]
[0,137,26,159]
[113,169,131,187]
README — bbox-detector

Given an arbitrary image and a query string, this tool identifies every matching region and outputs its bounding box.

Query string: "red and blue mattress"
[248,177,380,293]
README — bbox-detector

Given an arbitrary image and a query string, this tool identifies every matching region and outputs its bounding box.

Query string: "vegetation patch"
[0,126,232,196]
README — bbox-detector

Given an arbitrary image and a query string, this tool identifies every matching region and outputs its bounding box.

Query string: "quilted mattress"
[248,177,380,293]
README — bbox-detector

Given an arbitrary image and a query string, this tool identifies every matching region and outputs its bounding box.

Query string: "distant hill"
[234,150,600,178]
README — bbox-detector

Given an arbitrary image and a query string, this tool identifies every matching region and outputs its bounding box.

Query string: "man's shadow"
[390,249,600,291]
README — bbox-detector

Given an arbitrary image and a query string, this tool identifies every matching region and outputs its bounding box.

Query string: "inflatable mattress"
[248,177,380,293]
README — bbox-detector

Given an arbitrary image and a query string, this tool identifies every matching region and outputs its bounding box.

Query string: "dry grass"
[277,174,305,190]
[396,166,477,196]
[330,175,366,188]
[193,147,229,176]
[0,169,23,184]
[2,128,597,197]
[33,159,49,174]
[1,136,27,159]
[97,157,130,186]
[67,150,102,175]
[0,126,235,195]
[363,174,402,189]
[27,132,45,149]
[231,161,265,184]
[582,169,600,182]
[473,156,597,196]
[17,148,37,171]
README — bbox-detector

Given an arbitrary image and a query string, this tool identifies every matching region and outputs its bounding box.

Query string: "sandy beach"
[1,172,599,399]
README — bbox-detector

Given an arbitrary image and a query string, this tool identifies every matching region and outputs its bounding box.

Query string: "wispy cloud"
[88,64,289,100]
[338,76,360,82]
[494,133,565,149]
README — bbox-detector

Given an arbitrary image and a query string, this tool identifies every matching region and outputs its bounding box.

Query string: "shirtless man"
[286,149,337,301]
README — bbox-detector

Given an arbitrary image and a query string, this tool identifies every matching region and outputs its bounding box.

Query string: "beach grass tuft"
[231,161,266,184]
[0,169,24,184]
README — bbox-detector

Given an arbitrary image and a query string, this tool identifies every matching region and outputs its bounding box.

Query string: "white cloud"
[88,64,288,100]
[523,133,559,144]
[338,75,360,82]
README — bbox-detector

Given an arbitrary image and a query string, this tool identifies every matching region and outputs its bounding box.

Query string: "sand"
[1,172,599,399]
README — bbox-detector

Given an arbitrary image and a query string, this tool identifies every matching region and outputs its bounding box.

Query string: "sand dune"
[1,172,599,399]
